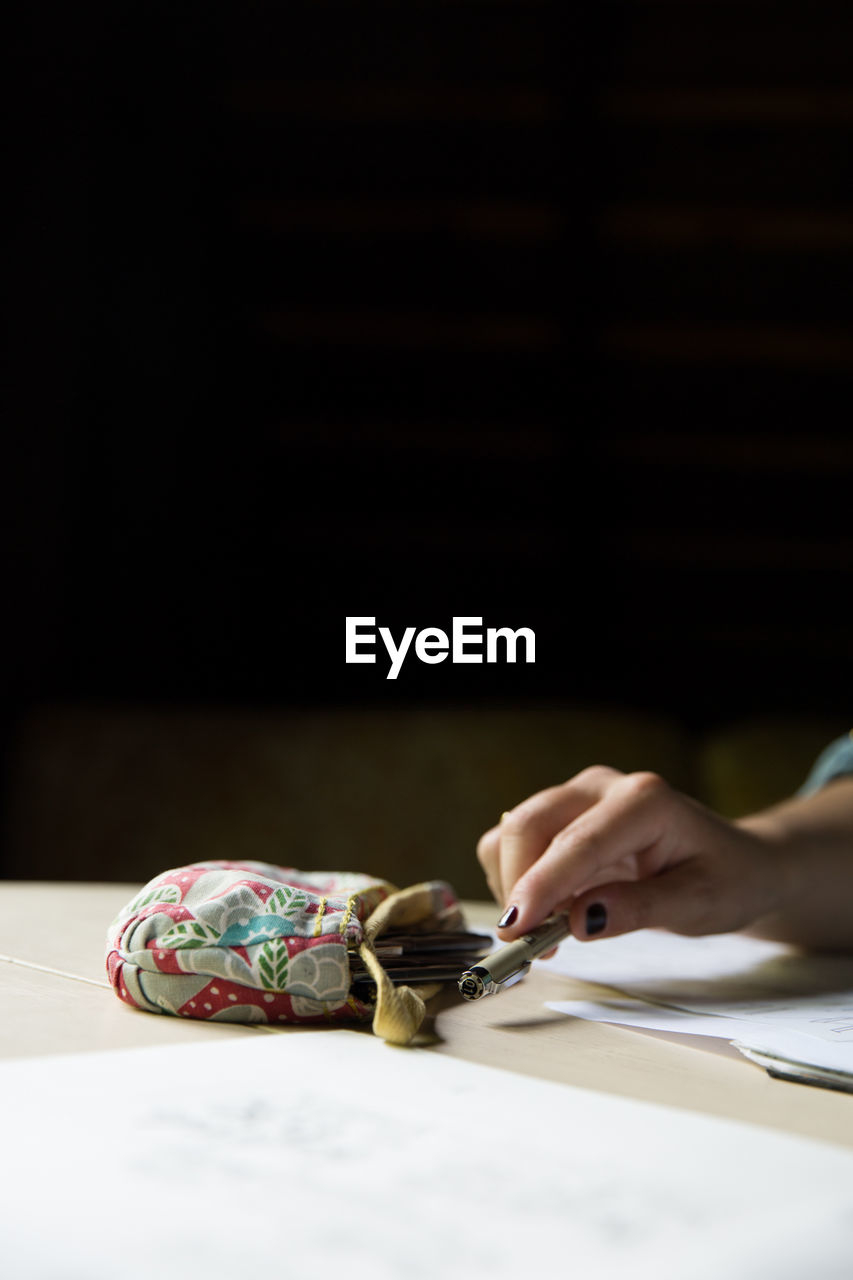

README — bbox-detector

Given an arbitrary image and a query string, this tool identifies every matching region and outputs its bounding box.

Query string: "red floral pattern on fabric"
[106,860,399,1025]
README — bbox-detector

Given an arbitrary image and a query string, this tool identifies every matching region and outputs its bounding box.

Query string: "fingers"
[476,823,503,903]
[476,766,623,909]
[571,823,779,941]
[499,771,680,936]
[568,862,713,940]
[478,763,777,947]
[565,846,770,941]
[497,767,625,906]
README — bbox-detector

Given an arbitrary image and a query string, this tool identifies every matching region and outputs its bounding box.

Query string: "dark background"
[4,1,853,877]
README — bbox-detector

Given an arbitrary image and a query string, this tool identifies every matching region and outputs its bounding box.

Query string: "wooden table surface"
[2,882,853,1150]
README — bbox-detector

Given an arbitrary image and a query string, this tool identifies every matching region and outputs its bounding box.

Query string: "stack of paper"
[539,930,853,1091]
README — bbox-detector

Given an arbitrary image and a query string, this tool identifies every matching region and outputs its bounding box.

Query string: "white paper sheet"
[2,1030,853,1280]
[539,928,806,994]
[547,997,758,1040]
[544,997,853,1076]
[539,929,853,1063]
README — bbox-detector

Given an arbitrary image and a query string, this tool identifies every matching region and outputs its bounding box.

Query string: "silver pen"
[457,912,571,1000]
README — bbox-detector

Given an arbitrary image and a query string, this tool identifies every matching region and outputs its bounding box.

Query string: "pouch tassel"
[356,941,430,1046]
[358,881,452,1045]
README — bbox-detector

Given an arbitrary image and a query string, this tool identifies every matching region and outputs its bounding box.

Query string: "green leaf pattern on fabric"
[257,939,289,991]
[127,883,182,913]
[267,885,310,919]
[158,919,223,951]
[108,882,181,932]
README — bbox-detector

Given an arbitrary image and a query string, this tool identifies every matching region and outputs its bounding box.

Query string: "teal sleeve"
[798,731,853,797]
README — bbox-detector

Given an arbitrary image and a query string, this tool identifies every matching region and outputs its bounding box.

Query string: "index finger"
[496,766,623,915]
[505,771,675,933]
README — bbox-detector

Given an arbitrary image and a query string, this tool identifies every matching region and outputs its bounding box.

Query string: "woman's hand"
[477,766,789,943]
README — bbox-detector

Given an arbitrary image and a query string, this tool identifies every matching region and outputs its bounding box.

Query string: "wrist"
[734,813,806,919]
[736,782,853,947]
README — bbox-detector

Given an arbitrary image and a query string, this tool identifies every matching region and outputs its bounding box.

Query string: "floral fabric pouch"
[106,860,466,1044]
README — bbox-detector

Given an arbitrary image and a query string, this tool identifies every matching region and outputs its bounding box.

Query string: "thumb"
[568,861,718,941]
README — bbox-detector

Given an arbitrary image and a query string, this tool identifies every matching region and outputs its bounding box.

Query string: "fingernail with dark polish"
[497,904,518,928]
[585,903,607,936]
